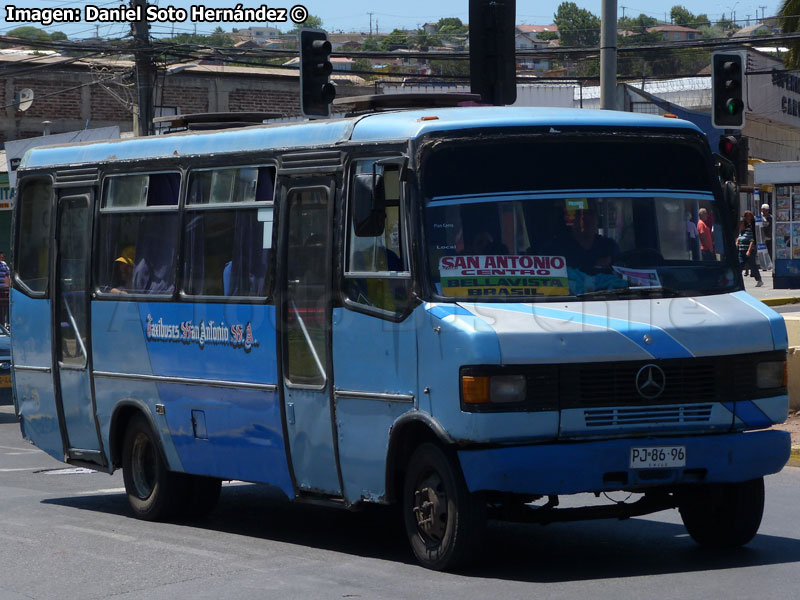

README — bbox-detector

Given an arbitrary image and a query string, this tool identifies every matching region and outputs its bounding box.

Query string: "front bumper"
[458,430,790,495]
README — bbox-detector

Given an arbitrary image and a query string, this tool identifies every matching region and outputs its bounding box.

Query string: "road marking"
[77,487,126,495]
[58,524,137,542]
[0,467,40,472]
[40,467,97,475]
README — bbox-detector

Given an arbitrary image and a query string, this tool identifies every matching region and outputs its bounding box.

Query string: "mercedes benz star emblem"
[635,364,666,400]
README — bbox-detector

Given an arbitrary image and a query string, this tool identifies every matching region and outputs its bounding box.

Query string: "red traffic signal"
[718,134,739,158]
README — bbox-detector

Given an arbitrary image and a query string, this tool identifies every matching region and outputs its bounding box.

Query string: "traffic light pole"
[131,0,155,136]
[600,0,618,110]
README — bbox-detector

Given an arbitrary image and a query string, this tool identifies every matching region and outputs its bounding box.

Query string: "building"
[0,51,369,145]
[235,26,283,46]
[647,25,700,41]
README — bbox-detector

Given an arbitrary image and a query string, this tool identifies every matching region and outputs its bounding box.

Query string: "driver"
[548,202,619,274]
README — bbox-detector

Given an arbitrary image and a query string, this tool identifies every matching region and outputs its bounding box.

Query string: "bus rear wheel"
[402,443,485,571]
[678,477,765,548]
[122,414,185,521]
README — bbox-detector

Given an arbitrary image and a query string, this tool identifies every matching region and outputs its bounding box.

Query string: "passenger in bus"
[462,230,508,256]
[547,205,618,274]
[697,207,714,261]
[110,246,135,294]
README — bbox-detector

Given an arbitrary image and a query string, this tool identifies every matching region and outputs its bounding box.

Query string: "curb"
[762,297,800,307]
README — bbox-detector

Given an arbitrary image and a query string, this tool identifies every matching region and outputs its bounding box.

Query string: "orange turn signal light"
[462,375,490,404]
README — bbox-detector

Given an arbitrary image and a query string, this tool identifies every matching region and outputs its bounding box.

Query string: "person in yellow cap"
[111,246,135,294]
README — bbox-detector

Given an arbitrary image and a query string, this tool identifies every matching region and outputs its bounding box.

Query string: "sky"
[0,1,786,40]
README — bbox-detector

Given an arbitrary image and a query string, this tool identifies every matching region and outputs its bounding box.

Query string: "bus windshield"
[421,137,736,301]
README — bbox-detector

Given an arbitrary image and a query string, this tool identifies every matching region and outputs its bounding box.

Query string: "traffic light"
[718,134,749,184]
[712,51,745,129]
[469,0,517,106]
[299,29,335,118]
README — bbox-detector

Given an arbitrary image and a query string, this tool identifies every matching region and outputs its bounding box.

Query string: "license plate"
[0,375,10,388]
[630,446,686,469]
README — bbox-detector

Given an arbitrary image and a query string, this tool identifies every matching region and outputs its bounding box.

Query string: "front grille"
[584,404,714,427]
[566,360,718,407]
[461,351,785,413]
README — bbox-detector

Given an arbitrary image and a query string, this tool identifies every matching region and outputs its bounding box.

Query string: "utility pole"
[759,6,767,21]
[368,12,374,36]
[600,0,618,110]
[131,0,155,136]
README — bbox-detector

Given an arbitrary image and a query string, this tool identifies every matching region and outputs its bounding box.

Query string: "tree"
[380,29,408,51]
[537,30,559,41]
[553,2,600,47]
[288,14,323,34]
[780,0,800,67]
[361,36,380,51]
[670,6,710,28]
[50,31,68,42]
[436,17,467,34]
[6,26,53,42]
[618,13,660,33]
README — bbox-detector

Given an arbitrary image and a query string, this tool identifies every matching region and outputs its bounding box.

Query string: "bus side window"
[16,179,53,295]
[344,161,412,317]
[182,166,275,298]
[96,172,181,296]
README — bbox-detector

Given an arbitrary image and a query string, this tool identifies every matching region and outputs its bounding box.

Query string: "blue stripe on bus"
[724,400,773,429]
[730,291,788,349]
[486,303,694,359]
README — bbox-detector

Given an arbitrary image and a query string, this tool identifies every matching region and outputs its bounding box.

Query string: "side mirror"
[353,171,386,237]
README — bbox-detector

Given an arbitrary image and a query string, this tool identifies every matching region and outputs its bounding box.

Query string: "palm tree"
[780,0,800,67]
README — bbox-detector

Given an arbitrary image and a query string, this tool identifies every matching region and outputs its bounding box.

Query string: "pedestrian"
[760,202,773,263]
[697,208,715,261]
[0,252,9,326]
[738,212,763,287]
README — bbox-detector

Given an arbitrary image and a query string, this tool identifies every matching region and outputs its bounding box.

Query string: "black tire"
[678,477,765,548]
[122,414,186,521]
[402,443,485,571]
[183,475,222,518]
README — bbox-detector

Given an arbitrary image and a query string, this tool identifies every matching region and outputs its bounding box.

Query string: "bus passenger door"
[278,179,341,496]
[53,193,104,466]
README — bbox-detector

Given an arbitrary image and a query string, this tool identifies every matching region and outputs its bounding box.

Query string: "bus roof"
[19,106,703,171]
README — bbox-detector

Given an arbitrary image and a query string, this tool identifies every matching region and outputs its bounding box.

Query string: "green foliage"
[49,31,68,42]
[536,30,559,41]
[352,57,373,73]
[436,18,467,34]
[288,14,323,34]
[7,26,56,42]
[380,29,409,50]
[670,6,710,28]
[554,2,600,47]
[780,0,800,67]
[361,36,380,51]
[618,13,660,32]
[410,30,442,49]
[168,28,235,48]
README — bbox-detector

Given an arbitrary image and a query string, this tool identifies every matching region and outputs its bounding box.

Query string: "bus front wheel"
[678,477,765,548]
[402,443,485,571]
[122,414,185,521]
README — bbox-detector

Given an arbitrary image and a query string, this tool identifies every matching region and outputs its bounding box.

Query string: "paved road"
[1,404,799,600]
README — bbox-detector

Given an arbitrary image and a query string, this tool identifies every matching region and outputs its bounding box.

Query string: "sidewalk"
[741,267,800,306]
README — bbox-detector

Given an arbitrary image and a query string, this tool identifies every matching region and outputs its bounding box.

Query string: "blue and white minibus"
[10,106,790,570]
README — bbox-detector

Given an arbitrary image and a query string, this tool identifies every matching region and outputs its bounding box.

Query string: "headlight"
[489,375,527,403]
[756,361,786,389]
[461,374,527,406]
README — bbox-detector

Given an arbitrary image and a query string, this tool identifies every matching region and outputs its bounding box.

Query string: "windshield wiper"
[575,287,682,299]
